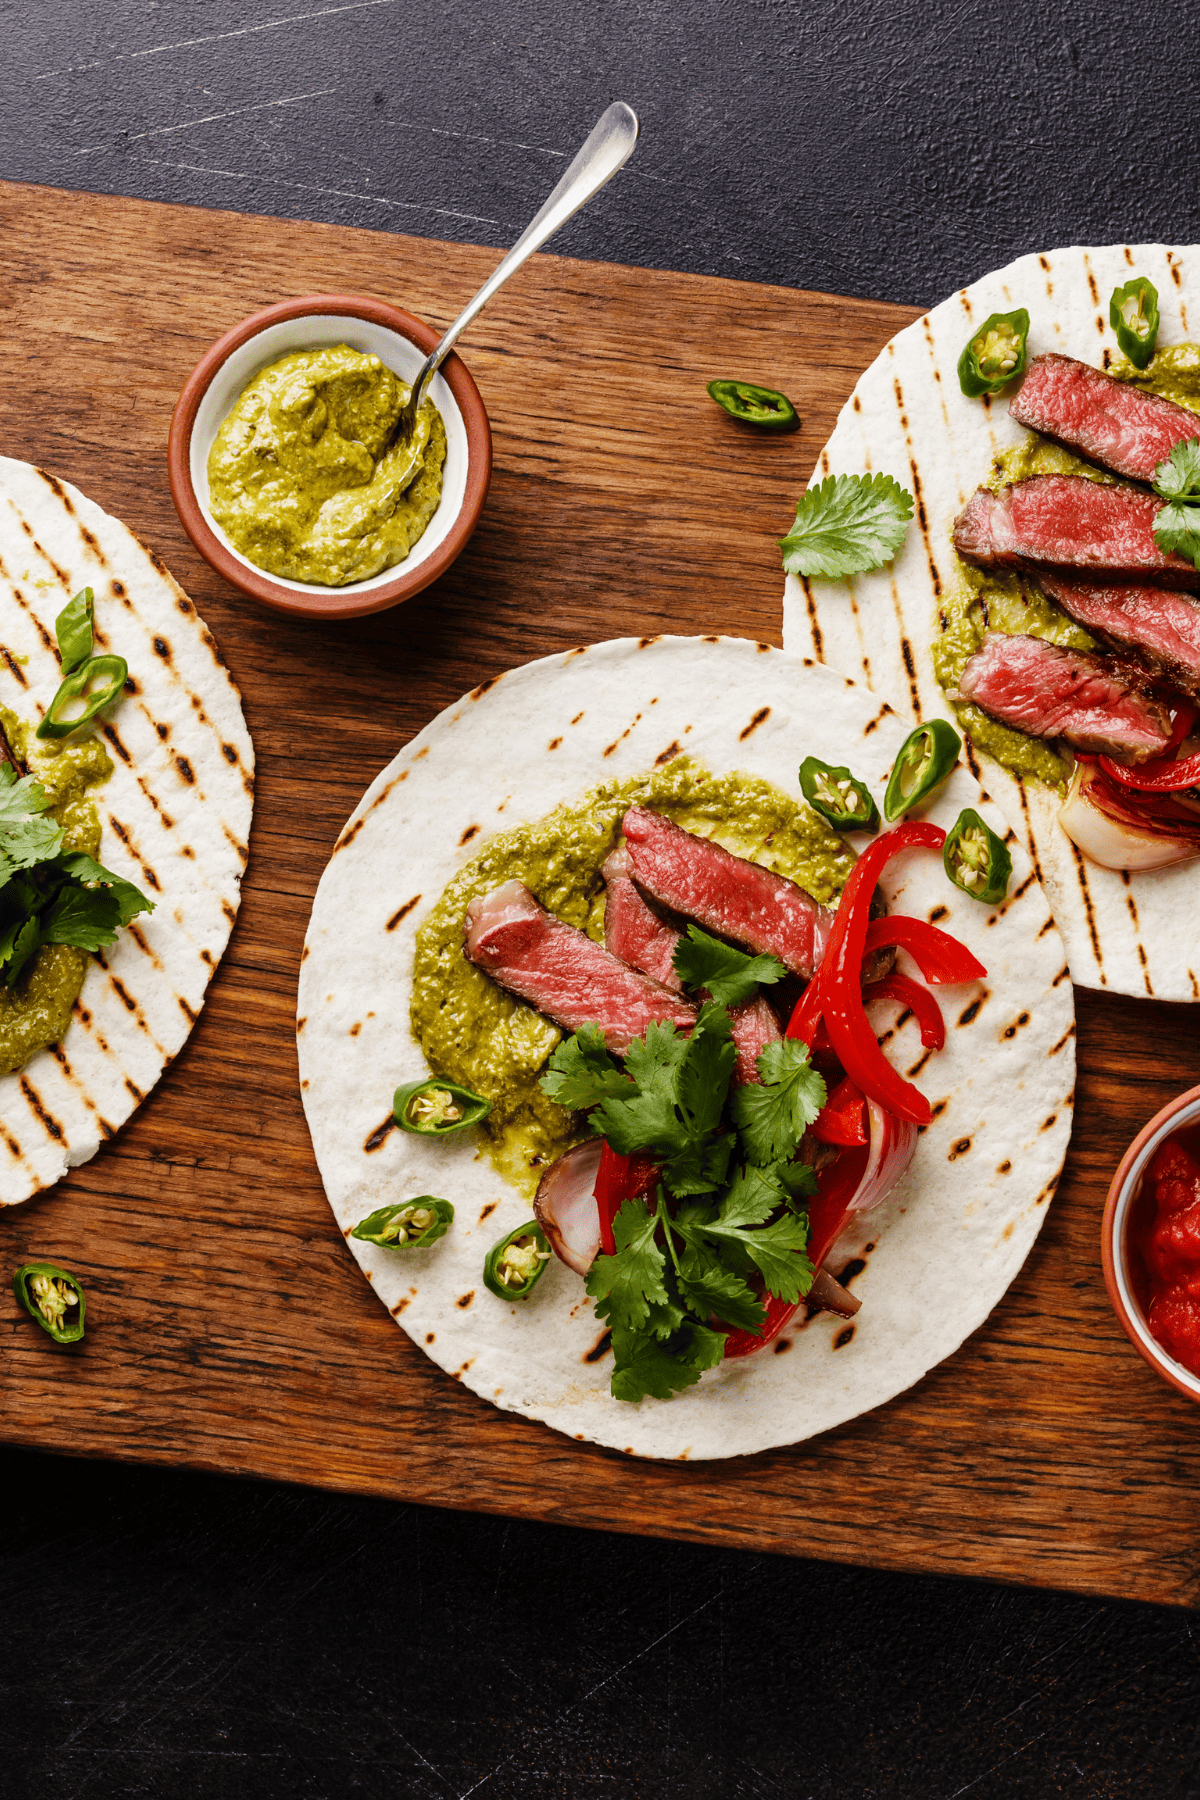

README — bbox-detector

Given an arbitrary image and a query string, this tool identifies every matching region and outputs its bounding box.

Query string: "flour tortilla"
[782,243,1200,1001]
[298,636,1074,1460]
[0,457,254,1204]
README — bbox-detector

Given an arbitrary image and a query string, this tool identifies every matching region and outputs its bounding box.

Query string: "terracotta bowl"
[1102,1083,1200,1405]
[167,295,492,621]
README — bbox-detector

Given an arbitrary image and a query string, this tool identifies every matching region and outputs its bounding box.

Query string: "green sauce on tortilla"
[206,344,447,587]
[0,711,111,1076]
[411,757,852,1198]
[933,347,1200,792]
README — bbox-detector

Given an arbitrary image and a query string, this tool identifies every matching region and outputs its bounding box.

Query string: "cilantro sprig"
[779,473,914,581]
[1152,441,1200,568]
[0,765,152,986]
[541,1008,827,1403]
[672,923,786,1009]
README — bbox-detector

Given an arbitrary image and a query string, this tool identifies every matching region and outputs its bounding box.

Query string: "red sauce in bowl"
[1127,1124,1200,1378]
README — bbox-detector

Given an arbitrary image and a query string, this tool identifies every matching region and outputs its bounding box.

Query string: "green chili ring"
[392,1078,491,1136]
[36,654,129,741]
[350,1197,454,1249]
[883,720,962,822]
[1109,277,1160,371]
[943,808,1012,905]
[798,755,879,832]
[14,1262,86,1343]
[957,308,1031,398]
[707,378,800,432]
[483,1221,552,1300]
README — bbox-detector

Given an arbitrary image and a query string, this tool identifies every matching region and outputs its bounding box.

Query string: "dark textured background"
[2,3,1199,1795]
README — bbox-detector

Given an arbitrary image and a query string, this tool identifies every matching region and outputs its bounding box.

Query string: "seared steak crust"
[1009,353,1200,484]
[1037,572,1200,700]
[464,879,696,1054]
[953,476,1200,592]
[957,632,1174,762]
[621,805,834,980]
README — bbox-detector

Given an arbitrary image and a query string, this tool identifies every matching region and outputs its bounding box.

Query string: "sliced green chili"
[707,378,800,432]
[1109,277,1160,371]
[14,1262,85,1343]
[36,654,128,741]
[943,808,1012,904]
[350,1197,453,1249]
[54,588,95,674]
[957,308,1030,397]
[392,1078,490,1136]
[799,755,879,832]
[483,1221,552,1300]
[883,720,961,821]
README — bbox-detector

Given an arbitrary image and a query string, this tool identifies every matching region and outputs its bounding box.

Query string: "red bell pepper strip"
[862,972,945,1050]
[863,915,986,985]
[811,1073,868,1146]
[592,1143,660,1255]
[1099,703,1200,792]
[819,822,946,1126]
[722,1142,870,1356]
[785,970,826,1047]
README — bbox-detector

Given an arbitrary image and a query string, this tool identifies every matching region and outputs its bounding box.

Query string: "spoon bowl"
[167,294,492,621]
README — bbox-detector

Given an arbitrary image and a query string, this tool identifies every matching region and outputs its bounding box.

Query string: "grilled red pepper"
[592,1143,660,1255]
[1099,701,1200,792]
[862,971,945,1050]
[817,822,947,1126]
[811,1074,868,1146]
[863,915,986,984]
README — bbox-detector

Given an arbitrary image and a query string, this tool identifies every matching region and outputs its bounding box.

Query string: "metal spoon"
[396,100,639,441]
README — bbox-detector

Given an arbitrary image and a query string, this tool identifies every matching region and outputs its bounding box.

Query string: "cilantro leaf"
[672,924,787,1009]
[662,1129,736,1199]
[779,473,914,580]
[609,1317,726,1403]
[673,1002,736,1143]
[1153,441,1200,505]
[734,1212,814,1302]
[622,1016,690,1100]
[694,1163,815,1300]
[51,853,154,928]
[676,1240,765,1333]
[711,1161,785,1229]
[0,769,63,886]
[585,1198,669,1333]
[539,1023,634,1111]
[592,1009,736,1189]
[1153,500,1200,570]
[3,915,41,986]
[39,883,123,952]
[731,1039,826,1165]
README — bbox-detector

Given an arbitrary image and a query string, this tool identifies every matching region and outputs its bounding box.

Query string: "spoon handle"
[409,101,639,409]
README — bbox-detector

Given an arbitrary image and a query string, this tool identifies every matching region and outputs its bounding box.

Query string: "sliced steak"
[956,632,1173,762]
[602,846,781,1082]
[602,847,684,990]
[953,476,1200,592]
[621,806,835,979]
[1009,353,1200,483]
[1037,572,1200,699]
[464,879,696,1054]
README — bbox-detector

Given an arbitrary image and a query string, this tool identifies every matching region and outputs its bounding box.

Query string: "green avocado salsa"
[0,709,111,1076]
[933,346,1200,791]
[207,344,447,588]
[411,756,853,1197]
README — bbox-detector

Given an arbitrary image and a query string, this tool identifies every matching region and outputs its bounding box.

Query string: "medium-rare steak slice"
[621,805,835,980]
[956,632,1173,762]
[464,879,696,1054]
[602,847,684,990]
[1009,353,1200,484]
[1037,571,1200,700]
[602,847,781,1082]
[953,476,1200,591]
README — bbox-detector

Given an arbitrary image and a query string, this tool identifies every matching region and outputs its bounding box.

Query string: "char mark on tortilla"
[602,845,782,1084]
[1008,353,1200,484]
[620,805,835,979]
[1036,572,1200,700]
[957,632,1173,762]
[464,878,696,1055]
[953,476,1200,591]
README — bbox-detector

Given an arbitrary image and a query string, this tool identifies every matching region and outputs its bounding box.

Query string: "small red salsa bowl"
[1102,1084,1200,1405]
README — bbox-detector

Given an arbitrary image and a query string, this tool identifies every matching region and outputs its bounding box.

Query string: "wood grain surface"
[0,180,1196,1611]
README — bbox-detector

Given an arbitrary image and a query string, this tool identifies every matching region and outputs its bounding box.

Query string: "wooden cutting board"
[0,180,1197,1611]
